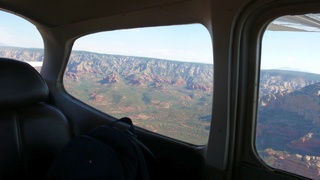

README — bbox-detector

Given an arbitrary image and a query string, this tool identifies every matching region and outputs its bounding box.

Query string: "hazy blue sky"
[73,25,213,64]
[0,11,213,64]
[1,11,320,74]
[262,30,320,74]
[0,11,43,48]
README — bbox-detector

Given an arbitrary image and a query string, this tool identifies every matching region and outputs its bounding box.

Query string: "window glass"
[0,11,44,71]
[256,13,320,179]
[63,24,213,145]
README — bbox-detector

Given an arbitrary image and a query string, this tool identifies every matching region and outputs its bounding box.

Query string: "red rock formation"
[262,149,320,179]
[264,93,320,125]
[66,72,79,81]
[130,78,144,85]
[153,75,171,84]
[187,82,213,92]
[104,74,120,83]
[172,78,186,86]
[287,133,320,155]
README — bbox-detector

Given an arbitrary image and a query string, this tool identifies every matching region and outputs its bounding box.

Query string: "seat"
[0,58,73,179]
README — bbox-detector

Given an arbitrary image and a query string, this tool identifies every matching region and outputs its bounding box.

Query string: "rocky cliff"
[261,148,320,179]
[257,81,320,152]
[259,70,320,104]
[257,73,320,179]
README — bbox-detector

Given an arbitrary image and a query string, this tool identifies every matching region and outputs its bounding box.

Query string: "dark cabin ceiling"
[0,0,188,27]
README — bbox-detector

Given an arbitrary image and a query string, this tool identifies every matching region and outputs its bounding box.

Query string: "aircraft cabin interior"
[1,0,320,179]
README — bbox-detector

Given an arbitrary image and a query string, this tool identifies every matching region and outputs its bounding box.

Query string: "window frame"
[234,0,320,177]
[62,23,214,146]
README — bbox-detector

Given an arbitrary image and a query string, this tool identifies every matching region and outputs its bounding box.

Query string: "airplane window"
[256,13,320,179]
[0,11,44,72]
[63,24,213,145]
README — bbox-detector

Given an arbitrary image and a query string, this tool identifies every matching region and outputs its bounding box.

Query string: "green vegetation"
[63,52,214,145]
[65,76,212,144]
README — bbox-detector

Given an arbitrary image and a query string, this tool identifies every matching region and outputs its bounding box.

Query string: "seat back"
[0,58,73,179]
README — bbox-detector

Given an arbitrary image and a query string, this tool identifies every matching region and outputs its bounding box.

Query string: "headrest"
[0,58,49,108]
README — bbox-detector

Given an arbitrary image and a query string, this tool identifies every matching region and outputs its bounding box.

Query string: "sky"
[73,25,213,64]
[262,30,320,74]
[0,11,213,64]
[1,11,320,73]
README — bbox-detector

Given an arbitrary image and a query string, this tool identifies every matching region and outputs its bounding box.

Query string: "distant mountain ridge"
[66,51,214,92]
[0,46,214,92]
[0,46,44,62]
[3,46,320,94]
[259,70,320,104]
